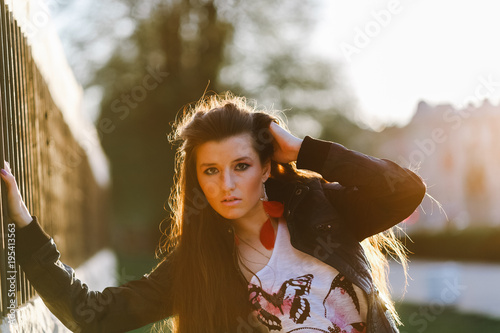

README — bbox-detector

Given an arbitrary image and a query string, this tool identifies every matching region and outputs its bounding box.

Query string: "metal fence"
[0,1,110,317]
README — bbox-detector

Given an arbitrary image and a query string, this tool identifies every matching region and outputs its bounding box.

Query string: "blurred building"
[374,100,500,232]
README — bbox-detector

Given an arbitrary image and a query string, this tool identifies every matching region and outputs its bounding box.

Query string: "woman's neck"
[232,209,275,241]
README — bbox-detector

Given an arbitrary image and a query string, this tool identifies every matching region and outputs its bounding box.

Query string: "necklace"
[233,200,284,258]
[235,235,271,259]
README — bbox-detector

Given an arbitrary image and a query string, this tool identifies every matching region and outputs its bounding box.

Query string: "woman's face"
[196,133,270,222]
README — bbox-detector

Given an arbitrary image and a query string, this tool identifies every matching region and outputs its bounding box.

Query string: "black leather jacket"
[16,136,426,333]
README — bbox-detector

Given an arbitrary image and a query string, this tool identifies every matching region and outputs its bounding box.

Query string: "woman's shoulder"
[267,173,326,200]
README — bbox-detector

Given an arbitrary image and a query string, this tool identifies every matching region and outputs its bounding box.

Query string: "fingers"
[269,121,284,136]
[1,160,16,189]
[269,122,289,146]
[268,123,303,163]
[269,121,299,141]
[1,161,32,227]
[2,160,12,175]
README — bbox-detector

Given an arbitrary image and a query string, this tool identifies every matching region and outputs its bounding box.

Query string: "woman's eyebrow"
[199,156,252,167]
[233,156,252,162]
[199,162,217,167]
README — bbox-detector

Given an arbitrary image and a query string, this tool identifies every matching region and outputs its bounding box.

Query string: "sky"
[44,0,500,132]
[311,0,500,130]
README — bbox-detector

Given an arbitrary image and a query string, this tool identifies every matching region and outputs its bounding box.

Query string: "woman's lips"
[221,198,242,206]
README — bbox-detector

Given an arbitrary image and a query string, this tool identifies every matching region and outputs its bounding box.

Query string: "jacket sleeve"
[16,216,173,333]
[296,136,426,240]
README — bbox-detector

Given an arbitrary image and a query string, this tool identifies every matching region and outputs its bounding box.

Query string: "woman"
[2,93,426,333]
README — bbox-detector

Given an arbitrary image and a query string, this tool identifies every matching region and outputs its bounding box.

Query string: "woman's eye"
[235,163,250,171]
[203,167,218,175]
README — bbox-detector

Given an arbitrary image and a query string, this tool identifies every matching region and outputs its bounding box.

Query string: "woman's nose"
[221,171,235,190]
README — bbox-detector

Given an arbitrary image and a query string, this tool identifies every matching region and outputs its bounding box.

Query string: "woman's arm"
[268,124,426,240]
[296,136,426,240]
[2,162,173,332]
[16,218,173,333]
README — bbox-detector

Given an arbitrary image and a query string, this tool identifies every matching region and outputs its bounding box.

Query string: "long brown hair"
[152,92,408,332]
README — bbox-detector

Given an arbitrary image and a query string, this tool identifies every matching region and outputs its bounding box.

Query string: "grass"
[403,227,500,262]
[396,302,500,333]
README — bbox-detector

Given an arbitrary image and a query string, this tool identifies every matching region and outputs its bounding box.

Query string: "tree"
[52,0,365,254]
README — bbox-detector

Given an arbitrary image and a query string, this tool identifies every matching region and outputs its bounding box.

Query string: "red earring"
[259,181,284,250]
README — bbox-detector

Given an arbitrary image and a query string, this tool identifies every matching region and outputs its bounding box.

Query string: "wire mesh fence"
[0,0,110,318]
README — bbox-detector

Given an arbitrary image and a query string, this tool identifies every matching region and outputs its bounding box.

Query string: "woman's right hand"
[268,121,303,164]
[0,161,33,228]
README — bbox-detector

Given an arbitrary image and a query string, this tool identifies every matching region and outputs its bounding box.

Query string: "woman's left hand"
[0,161,33,228]
[269,122,303,164]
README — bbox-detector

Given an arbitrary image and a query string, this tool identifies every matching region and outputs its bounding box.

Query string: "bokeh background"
[44,0,500,331]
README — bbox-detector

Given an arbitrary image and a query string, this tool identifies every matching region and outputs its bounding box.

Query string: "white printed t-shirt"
[247,218,368,333]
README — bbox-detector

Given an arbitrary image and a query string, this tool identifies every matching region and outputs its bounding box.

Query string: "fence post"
[0,0,112,330]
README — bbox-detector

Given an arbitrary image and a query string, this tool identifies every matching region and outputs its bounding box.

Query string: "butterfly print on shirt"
[248,274,314,330]
[323,274,367,333]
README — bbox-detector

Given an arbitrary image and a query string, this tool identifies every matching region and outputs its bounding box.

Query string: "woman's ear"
[262,159,271,182]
